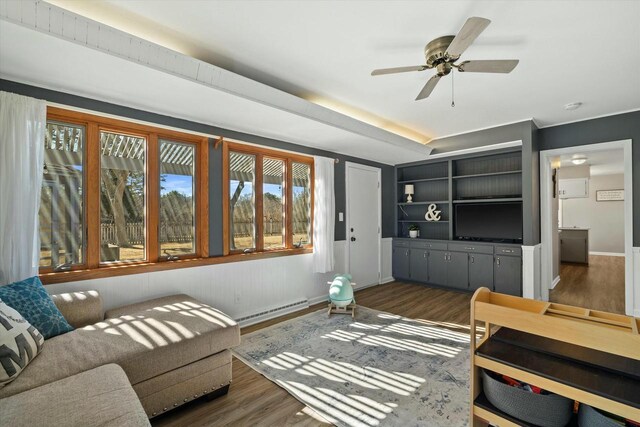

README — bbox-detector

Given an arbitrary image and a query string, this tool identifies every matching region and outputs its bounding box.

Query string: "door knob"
[351,237,356,242]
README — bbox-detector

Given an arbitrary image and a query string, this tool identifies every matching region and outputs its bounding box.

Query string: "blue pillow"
[0,276,73,339]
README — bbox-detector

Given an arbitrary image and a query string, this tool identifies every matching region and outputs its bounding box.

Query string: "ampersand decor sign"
[425,203,442,221]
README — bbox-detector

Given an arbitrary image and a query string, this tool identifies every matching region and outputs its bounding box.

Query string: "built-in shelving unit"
[395,150,523,241]
[470,289,640,426]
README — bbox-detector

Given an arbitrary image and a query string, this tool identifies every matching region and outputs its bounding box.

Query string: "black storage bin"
[482,369,573,427]
[578,404,623,427]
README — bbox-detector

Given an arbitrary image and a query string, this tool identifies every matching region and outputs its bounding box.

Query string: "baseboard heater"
[236,299,309,327]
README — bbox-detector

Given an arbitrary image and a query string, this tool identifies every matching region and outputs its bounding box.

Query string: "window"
[263,158,285,249]
[160,140,196,257]
[100,131,146,262]
[292,162,312,246]
[228,152,255,251]
[39,122,85,268]
[224,141,313,254]
[39,107,208,278]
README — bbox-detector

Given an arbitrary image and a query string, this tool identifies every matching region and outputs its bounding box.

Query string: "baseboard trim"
[307,294,328,306]
[589,251,625,257]
[550,276,561,289]
[237,300,310,327]
[380,276,394,284]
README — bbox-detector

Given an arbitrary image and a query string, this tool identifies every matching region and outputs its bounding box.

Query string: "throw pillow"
[0,299,44,388]
[0,277,73,339]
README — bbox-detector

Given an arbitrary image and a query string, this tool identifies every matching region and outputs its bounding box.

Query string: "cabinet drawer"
[448,242,494,254]
[393,240,410,248]
[411,240,447,251]
[495,246,522,256]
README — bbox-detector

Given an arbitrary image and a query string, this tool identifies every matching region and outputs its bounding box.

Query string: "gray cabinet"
[391,238,522,296]
[559,229,589,264]
[409,249,429,282]
[392,246,410,279]
[469,253,494,291]
[494,255,522,296]
[447,252,469,290]
[427,250,448,287]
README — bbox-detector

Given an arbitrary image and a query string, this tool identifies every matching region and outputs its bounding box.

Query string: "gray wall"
[0,79,395,253]
[561,174,625,253]
[538,110,640,246]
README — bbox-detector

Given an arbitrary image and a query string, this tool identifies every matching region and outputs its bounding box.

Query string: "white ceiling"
[48,0,640,140]
[559,149,624,176]
[0,2,433,165]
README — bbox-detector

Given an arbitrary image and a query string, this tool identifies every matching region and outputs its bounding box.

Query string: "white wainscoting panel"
[46,242,351,322]
[522,244,542,300]
[380,238,393,284]
[634,247,640,317]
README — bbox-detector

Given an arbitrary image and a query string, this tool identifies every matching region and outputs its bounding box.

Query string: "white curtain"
[313,156,335,273]
[0,92,46,285]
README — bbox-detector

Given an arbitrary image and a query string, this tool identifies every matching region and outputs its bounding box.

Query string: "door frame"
[539,139,634,315]
[345,161,382,286]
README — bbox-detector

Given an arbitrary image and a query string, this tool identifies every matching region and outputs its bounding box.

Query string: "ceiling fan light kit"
[371,17,519,102]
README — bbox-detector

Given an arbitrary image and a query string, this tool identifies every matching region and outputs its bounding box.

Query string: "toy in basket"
[327,274,356,318]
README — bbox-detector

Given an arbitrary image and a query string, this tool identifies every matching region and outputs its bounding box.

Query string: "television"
[454,202,522,243]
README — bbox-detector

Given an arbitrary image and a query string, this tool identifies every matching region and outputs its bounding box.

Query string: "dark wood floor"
[152,282,473,426]
[550,255,625,314]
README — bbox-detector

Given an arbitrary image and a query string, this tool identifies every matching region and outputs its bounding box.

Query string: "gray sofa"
[0,291,241,423]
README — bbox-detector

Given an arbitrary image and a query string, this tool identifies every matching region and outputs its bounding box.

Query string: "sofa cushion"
[0,276,73,339]
[0,299,44,388]
[0,364,150,427]
[0,294,240,398]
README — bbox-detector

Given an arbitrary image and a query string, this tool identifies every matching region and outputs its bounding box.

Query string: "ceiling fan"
[371,17,519,101]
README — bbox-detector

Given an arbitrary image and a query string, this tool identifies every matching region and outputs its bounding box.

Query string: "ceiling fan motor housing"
[424,35,458,68]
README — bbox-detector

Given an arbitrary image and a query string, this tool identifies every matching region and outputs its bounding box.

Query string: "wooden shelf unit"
[470,288,640,426]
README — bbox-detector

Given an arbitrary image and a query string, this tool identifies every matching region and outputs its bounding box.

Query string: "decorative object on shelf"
[404,184,414,203]
[327,274,356,318]
[408,224,420,238]
[425,203,442,221]
[596,189,624,202]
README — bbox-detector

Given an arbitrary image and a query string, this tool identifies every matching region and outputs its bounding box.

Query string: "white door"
[346,162,381,287]
[558,178,589,199]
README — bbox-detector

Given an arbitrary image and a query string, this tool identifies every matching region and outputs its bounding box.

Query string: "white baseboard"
[380,276,394,284]
[308,294,328,306]
[589,251,625,257]
[550,276,561,289]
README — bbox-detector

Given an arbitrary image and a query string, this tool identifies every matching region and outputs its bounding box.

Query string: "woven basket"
[482,370,573,427]
[578,404,621,427]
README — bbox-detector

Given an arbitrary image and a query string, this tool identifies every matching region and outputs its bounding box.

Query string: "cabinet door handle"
[423,252,427,259]
[471,256,475,263]
[465,247,474,250]
[496,258,501,266]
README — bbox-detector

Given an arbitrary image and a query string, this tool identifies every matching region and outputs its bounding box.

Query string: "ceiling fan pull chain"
[451,70,455,107]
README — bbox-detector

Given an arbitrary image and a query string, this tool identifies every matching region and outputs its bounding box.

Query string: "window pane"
[39,122,85,267]
[160,140,195,257]
[263,158,285,249]
[100,131,146,262]
[229,152,255,250]
[292,162,311,245]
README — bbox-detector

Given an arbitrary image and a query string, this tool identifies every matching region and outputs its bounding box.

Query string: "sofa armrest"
[51,291,104,328]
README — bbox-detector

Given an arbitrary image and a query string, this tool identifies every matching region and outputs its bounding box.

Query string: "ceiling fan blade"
[458,59,519,73]
[415,75,441,100]
[371,65,427,76]
[446,17,491,58]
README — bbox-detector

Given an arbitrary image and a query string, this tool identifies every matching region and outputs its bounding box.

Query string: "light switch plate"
[339,212,344,222]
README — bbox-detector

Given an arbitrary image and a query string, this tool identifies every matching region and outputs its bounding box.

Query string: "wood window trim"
[40,107,209,275]
[39,248,312,285]
[222,140,314,256]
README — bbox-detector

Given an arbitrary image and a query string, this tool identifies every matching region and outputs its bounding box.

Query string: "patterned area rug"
[233,306,470,426]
